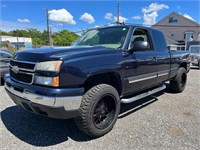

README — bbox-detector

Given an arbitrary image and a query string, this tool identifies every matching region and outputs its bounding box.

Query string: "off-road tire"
[170,67,187,93]
[75,84,120,138]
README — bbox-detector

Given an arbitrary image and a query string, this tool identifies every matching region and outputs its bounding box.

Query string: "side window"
[88,34,100,45]
[1,52,12,58]
[130,28,153,51]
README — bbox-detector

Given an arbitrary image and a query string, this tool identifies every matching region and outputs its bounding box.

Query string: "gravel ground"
[0,69,200,150]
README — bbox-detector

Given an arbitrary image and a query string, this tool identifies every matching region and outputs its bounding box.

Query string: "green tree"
[0,41,9,48]
[9,29,29,37]
[0,28,79,47]
[27,28,42,38]
[41,30,48,45]
[0,30,11,36]
[53,30,79,46]
[26,28,43,46]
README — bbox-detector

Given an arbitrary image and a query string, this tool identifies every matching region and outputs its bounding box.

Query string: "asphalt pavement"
[0,68,199,150]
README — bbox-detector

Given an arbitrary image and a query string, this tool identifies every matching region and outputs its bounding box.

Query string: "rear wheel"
[75,84,120,138]
[170,67,187,93]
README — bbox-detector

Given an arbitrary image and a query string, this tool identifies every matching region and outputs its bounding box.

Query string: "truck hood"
[13,46,118,62]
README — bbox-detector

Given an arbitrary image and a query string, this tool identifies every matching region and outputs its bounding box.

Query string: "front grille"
[10,60,35,70]
[9,60,35,84]
[10,70,33,84]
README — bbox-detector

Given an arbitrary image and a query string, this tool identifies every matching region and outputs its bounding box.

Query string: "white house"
[153,12,200,44]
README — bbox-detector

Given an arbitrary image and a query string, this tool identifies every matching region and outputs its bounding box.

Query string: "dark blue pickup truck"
[5,25,190,137]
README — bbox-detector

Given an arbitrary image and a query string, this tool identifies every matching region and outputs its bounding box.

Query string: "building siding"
[153,12,200,42]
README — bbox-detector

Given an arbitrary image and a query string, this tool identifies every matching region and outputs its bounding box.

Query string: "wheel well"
[180,62,187,70]
[83,73,122,95]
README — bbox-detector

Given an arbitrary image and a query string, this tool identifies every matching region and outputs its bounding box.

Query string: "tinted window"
[152,30,168,52]
[0,51,12,58]
[73,27,129,49]
[130,28,153,51]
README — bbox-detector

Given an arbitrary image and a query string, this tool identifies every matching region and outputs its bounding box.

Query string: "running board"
[121,85,166,104]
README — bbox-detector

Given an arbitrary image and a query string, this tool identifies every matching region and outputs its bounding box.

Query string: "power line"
[73,23,200,34]
[33,19,46,26]
[123,23,200,28]
[1,23,199,34]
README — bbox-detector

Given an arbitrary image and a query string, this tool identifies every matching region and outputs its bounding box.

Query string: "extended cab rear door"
[125,28,159,94]
[151,30,171,83]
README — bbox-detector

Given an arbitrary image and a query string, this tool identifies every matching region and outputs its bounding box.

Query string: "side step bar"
[121,85,166,104]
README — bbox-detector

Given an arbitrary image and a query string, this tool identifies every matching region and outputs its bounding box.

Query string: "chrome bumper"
[5,83,82,111]
[191,59,198,65]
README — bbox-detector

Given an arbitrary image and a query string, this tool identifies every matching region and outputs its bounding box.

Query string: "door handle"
[152,57,157,61]
[152,56,161,60]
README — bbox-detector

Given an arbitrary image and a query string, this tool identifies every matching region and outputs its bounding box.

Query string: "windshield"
[190,46,200,53]
[73,27,129,49]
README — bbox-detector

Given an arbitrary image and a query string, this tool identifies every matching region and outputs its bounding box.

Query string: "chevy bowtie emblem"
[12,66,19,74]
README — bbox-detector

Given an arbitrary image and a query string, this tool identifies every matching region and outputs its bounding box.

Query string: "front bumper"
[5,76,84,119]
[190,60,198,66]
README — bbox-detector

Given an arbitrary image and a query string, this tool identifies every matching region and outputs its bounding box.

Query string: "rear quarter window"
[152,30,168,52]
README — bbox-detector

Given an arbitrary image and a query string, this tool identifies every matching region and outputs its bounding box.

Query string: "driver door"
[125,28,159,94]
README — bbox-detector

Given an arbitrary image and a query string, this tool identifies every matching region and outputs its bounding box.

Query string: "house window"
[184,32,194,40]
[169,17,178,23]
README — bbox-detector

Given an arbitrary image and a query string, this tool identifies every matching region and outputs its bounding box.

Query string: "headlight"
[34,76,59,87]
[35,61,62,72]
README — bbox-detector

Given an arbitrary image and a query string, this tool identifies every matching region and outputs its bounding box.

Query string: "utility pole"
[117,0,120,24]
[49,26,53,46]
[46,8,50,46]
[16,29,19,50]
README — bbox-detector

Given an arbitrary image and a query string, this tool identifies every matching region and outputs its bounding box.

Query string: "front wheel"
[75,84,120,138]
[170,67,187,93]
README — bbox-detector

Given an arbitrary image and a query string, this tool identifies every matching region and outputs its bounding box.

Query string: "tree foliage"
[0,29,79,47]
[53,30,79,46]
[1,41,9,48]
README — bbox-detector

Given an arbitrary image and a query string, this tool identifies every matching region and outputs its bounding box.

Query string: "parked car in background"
[189,45,200,69]
[0,49,13,85]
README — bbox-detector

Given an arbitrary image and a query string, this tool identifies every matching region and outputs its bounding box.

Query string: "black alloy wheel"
[92,94,116,130]
[75,84,120,138]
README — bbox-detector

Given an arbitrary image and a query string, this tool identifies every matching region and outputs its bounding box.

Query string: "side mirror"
[130,41,150,51]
